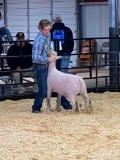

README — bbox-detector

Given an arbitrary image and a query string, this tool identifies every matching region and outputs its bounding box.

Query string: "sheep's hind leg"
[88,100,93,113]
[68,95,80,113]
[84,97,92,114]
[80,90,92,113]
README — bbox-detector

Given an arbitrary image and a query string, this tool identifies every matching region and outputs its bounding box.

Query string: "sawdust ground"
[0,91,120,160]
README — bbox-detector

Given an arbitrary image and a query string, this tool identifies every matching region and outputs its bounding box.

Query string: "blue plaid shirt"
[32,31,51,64]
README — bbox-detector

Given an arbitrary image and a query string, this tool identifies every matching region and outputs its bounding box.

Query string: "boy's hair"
[38,19,51,30]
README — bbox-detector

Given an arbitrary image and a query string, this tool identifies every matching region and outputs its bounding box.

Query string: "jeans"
[32,64,48,111]
[53,92,72,110]
[0,28,13,42]
[0,35,2,42]
[61,55,70,73]
[60,55,72,109]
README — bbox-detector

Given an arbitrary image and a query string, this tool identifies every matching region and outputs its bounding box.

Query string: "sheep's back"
[47,71,82,95]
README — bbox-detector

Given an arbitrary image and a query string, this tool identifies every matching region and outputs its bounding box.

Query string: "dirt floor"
[0,91,120,160]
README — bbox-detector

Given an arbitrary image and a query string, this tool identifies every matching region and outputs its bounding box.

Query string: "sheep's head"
[48,50,61,59]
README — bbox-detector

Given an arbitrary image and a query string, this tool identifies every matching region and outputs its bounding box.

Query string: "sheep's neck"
[48,62,57,72]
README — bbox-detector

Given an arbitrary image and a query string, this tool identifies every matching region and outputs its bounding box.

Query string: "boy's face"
[41,25,51,36]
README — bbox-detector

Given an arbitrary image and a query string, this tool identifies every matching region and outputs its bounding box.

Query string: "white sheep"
[46,51,92,113]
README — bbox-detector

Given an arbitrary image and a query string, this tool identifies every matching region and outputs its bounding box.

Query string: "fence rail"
[0,37,120,100]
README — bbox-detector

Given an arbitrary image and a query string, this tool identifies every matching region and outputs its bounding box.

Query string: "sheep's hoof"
[57,108,61,112]
[86,103,93,114]
[79,104,82,108]
[47,108,54,112]
[75,110,80,113]
[75,107,80,113]
[90,106,93,113]
[86,108,92,114]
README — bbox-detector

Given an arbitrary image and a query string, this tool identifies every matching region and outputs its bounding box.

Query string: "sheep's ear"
[51,51,58,56]
[56,56,61,59]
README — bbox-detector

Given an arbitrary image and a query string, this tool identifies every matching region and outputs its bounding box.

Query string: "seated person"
[7,32,38,94]
[0,12,13,43]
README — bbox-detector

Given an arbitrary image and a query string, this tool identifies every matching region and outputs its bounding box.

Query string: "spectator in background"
[0,12,13,43]
[50,15,74,73]
[7,32,38,94]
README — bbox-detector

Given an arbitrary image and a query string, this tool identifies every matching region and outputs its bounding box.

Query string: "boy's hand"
[47,52,52,57]
[48,57,57,62]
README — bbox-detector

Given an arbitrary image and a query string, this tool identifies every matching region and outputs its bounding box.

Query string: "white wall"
[82,3,109,51]
[5,0,77,66]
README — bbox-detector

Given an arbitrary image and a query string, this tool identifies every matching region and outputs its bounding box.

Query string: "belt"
[33,63,48,67]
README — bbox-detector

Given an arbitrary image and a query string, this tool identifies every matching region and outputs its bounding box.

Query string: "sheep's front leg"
[46,98,52,111]
[75,101,80,113]
[46,88,53,112]
[56,94,62,112]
